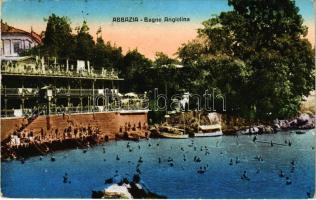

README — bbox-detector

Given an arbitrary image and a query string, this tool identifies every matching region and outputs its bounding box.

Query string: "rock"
[93,175,166,199]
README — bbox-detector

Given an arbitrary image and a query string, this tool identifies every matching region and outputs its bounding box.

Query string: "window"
[13,42,21,54]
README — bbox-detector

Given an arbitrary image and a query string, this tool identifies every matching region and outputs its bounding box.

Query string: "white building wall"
[1,34,39,60]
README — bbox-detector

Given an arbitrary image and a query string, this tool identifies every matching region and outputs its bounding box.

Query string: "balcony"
[1,61,122,80]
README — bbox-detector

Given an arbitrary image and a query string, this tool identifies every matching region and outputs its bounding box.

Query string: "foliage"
[41,14,75,59]
[178,0,314,120]
[120,49,152,92]
[24,14,123,70]
[24,3,315,121]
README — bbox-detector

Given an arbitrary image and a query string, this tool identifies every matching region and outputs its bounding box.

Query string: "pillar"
[21,98,25,113]
[10,39,13,55]
[4,98,7,117]
[67,80,70,109]
[103,81,105,108]
[66,59,69,72]
[92,80,95,112]
[87,61,90,73]
[88,96,91,112]
[80,80,83,112]
[54,97,57,114]
[80,97,83,112]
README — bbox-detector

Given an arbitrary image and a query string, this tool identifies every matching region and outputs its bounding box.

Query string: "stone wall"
[1,117,26,141]
[1,111,148,141]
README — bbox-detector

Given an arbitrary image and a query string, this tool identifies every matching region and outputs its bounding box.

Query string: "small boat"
[158,112,188,139]
[295,131,305,134]
[194,124,223,137]
[159,132,189,139]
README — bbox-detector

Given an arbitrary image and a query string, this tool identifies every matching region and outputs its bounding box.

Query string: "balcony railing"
[1,103,149,118]
[1,64,120,80]
[1,88,120,97]
[1,92,149,117]
[1,88,39,96]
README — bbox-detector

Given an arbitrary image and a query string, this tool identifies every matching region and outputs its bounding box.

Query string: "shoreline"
[1,126,313,161]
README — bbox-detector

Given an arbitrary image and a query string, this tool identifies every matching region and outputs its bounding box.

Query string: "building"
[1,56,149,146]
[1,21,42,60]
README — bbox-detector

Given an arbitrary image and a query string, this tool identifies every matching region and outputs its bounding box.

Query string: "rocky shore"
[223,112,315,135]
[2,111,314,161]
[92,174,166,199]
[149,111,315,136]
[1,131,149,161]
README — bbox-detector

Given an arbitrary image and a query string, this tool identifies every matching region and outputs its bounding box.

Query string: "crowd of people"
[8,122,101,148]
[7,115,149,150]
[119,122,148,133]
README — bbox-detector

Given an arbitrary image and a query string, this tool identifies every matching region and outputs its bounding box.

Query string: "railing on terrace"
[1,88,39,96]
[1,93,149,117]
[1,103,149,118]
[1,65,120,79]
[1,88,122,97]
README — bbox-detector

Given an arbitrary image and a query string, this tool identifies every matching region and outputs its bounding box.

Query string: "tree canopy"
[24,1,315,121]
[27,14,124,70]
[178,0,314,120]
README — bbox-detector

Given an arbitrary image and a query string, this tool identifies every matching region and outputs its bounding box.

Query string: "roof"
[1,21,42,44]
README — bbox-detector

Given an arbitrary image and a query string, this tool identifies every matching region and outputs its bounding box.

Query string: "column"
[66,59,69,72]
[10,39,13,55]
[21,78,24,114]
[54,97,57,114]
[1,39,4,55]
[67,80,70,110]
[4,98,7,117]
[92,80,95,112]
[21,98,25,114]
[80,97,83,112]
[103,81,105,108]
[80,80,83,112]
[88,96,91,112]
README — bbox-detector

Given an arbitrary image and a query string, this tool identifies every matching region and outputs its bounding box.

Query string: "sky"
[2,0,315,59]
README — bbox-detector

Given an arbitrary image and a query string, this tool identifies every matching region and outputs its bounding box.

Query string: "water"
[1,130,315,198]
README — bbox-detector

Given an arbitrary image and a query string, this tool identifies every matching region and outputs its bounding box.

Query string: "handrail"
[1,65,119,79]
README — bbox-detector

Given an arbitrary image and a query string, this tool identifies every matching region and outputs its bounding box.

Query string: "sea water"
[1,130,315,198]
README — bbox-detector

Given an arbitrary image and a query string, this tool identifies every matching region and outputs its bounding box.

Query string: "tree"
[74,20,95,61]
[120,49,152,92]
[154,52,179,67]
[93,37,124,70]
[178,0,314,120]
[42,14,75,59]
[93,37,108,70]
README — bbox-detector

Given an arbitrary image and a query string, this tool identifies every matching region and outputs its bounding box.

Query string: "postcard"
[1,0,315,199]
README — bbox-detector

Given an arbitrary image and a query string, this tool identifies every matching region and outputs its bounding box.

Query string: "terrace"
[1,56,122,80]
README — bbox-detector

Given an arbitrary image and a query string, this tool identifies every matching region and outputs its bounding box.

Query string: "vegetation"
[24,0,314,121]
[178,0,314,120]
